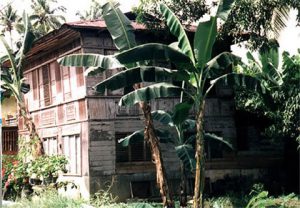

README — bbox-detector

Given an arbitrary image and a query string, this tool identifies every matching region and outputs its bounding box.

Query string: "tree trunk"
[179,161,188,208]
[18,102,44,158]
[140,102,174,207]
[193,101,205,208]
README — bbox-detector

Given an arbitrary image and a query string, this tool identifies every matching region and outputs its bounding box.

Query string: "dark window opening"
[116,133,151,163]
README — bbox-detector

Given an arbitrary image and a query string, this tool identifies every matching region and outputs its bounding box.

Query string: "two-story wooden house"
[20,19,283,200]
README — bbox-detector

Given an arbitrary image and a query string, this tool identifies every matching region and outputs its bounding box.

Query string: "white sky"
[0,0,139,21]
[0,0,299,57]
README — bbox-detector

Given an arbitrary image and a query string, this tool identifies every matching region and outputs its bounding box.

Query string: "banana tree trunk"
[140,102,174,207]
[18,101,44,158]
[179,161,188,208]
[193,101,205,208]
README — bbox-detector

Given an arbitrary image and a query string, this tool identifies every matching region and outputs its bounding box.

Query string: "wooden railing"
[2,126,18,155]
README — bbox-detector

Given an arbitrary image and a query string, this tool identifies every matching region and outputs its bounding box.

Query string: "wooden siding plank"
[76,67,84,87]
[78,100,86,120]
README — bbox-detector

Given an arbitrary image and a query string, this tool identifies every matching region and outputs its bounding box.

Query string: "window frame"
[62,134,82,176]
[115,133,152,163]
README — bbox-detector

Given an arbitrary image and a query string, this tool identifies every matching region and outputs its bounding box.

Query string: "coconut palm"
[76,0,103,20]
[0,14,43,157]
[0,4,21,47]
[30,0,66,38]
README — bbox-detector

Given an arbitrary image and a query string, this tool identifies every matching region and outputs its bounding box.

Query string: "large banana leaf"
[94,66,189,94]
[216,0,235,21]
[182,119,196,131]
[16,13,35,70]
[259,40,279,70]
[20,83,30,94]
[175,144,196,171]
[206,52,241,79]
[194,17,217,69]
[159,4,195,64]
[119,83,182,106]
[151,110,174,126]
[102,1,136,51]
[0,36,17,75]
[258,44,282,86]
[210,73,264,93]
[115,43,194,70]
[172,102,193,125]
[119,128,172,147]
[118,130,144,147]
[58,54,123,75]
[204,133,233,150]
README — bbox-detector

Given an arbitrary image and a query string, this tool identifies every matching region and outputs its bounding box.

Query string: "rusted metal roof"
[65,19,196,32]
[66,19,146,30]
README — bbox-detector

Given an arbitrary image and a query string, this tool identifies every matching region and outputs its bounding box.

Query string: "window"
[116,133,151,163]
[62,66,71,100]
[42,137,58,155]
[205,131,228,159]
[62,135,81,175]
[38,64,51,107]
[30,59,84,108]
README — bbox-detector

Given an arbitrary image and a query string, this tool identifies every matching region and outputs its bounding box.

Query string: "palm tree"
[76,0,103,20]
[0,14,43,158]
[30,0,66,38]
[0,4,21,47]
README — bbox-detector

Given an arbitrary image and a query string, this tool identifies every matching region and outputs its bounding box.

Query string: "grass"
[5,189,86,208]
[2,188,299,208]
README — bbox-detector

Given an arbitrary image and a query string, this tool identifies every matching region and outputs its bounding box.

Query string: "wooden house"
[20,19,283,200]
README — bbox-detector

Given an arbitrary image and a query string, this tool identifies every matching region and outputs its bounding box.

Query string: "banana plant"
[85,1,267,207]
[59,1,174,206]
[60,1,266,207]
[119,107,234,207]
[0,13,43,157]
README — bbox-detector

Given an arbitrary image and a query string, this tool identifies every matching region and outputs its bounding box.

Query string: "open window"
[115,133,151,163]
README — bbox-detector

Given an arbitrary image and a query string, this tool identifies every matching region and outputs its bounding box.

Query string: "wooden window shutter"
[32,70,38,100]
[63,135,81,175]
[76,67,84,87]
[62,67,71,100]
[57,105,64,124]
[78,100,86,120]
[42,65,51,106]
[55,62,62,93]
[50,63,57,103]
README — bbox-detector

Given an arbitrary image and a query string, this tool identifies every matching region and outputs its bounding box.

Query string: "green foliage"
[102,1,137,51]
[134,0,208,29]
[1,13,34,102]
[119,83,182,106]
[220,0,300,50]
[30,0,66,38]
[26,155,68,179]
[235,45,300,143]
[134,0,300,50]
[246,184,298,208]
[9,189,85,208]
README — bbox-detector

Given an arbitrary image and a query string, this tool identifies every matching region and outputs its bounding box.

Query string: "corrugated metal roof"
[66,19,147,30]
[65,19,196,32]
